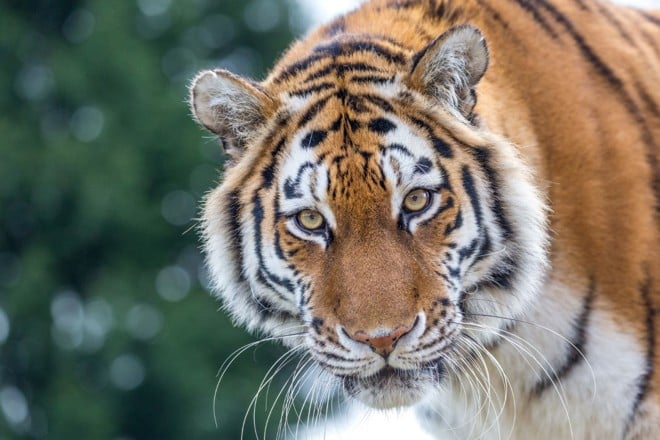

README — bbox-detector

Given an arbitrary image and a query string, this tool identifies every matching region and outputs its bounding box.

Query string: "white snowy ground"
[291,0,657,439]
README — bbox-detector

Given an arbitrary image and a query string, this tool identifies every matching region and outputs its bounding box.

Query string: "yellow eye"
[296,209,325,231]
[403,189,431,213]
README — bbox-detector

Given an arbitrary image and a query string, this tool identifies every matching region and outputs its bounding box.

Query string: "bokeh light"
[70,106,105,142]
[126,304,163,340]
[0,308,10,345]
[160,189,196,226]
[155,265,191,302]
[62,9,96,44]
[0,386,29,431]
[110,354,146,391]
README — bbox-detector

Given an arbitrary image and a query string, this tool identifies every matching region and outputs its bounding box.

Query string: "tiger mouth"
[341,363,446,408]
[343,367,408,392]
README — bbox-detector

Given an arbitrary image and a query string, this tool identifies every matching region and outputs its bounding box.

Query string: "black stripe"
[273,53,328,84]
[461,165,483,227]
[368,117,397,134]
[387,0,417,10]
[639,11,660,27]
[474,256,517,290]
[474,0,513,32]
[639,28,660,59]
[289,82,335,97]
[511,0,559,39]
[414,157,433,174]
[251,114,292,196]
[458,238,480,263]
[303,62,384,83]
[350,75,394,84]
[444,210,463,235]
[432,136,453,158]
[635,80,660,120]
[572,0,590,12]
[470,147,514,239]
[533,278,596,395]
[298,96,331,127]
[226,190,246,282]
[314,40,407,65]
[384,143,414,157]
[301,130,327,149]
[341,33,411,51]
[362,94,395,112]
[475,227,492,262]
[593,1,634,45]
[252,195,296,295]
[409,116,454,158]
[533,0,625,89]
[283,162,315,199]
[261,137,287,188]
[430,0,465,23]
[624,274,657,436]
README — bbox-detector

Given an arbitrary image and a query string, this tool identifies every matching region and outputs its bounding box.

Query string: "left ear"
[408,25,489,117]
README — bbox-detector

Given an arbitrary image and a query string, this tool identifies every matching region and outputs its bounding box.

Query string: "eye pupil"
[297,209,325,231]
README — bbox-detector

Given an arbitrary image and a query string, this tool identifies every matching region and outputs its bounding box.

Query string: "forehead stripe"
[290,82,335,97]
[313,40,407,65]
[298,96,331,127]
[283,162,316,199]
[368,117,397,134]
[409,116,454,158]
[301,130,327,149]
[414,157,433,174]
[384,143,414,157]
[303,62,384,84]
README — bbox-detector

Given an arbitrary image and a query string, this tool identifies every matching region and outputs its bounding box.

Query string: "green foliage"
[0,0,305,438]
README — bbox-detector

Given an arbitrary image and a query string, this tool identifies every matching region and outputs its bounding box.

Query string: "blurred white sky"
[291,0,656,439]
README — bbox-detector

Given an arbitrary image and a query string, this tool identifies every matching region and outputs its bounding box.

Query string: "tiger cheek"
[416,187,460,243]
[275,221,323,278]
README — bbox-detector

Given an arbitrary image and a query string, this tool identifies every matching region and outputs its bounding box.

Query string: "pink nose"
[351,324,413,356]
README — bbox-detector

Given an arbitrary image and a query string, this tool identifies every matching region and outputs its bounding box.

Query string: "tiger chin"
[189,0,659,438]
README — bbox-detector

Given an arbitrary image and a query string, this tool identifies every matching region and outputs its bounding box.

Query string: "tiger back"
[189,0,660,438]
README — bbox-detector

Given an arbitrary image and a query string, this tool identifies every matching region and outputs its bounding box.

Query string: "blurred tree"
[0,0,309,438]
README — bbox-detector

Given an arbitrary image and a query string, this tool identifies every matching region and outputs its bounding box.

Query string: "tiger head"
[190,25,548,409]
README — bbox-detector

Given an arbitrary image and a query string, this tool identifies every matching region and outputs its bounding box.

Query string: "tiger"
[188,0,660,438]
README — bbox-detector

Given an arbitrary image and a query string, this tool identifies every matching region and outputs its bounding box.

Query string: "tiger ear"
[408,25,489,118]
[189,69,278,161]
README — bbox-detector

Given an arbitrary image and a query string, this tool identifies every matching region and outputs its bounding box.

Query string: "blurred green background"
[0,0,321,438]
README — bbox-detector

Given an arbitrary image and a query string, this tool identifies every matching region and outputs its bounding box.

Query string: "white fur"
[378,116,446,232]
[420,278,647,439]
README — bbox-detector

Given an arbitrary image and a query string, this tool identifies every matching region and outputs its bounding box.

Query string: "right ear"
[189,69,278,161]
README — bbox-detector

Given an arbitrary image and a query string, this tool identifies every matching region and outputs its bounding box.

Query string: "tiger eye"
[297,209,325,231]
[403,189,430,213]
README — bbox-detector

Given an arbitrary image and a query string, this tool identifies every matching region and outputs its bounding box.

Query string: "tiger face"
[192,25,548,409]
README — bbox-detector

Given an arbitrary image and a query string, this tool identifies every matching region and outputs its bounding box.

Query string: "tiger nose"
[351,324,413,356]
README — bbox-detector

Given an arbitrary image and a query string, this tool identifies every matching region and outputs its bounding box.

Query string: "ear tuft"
[189,69,276,160]
[409,25,489,117]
